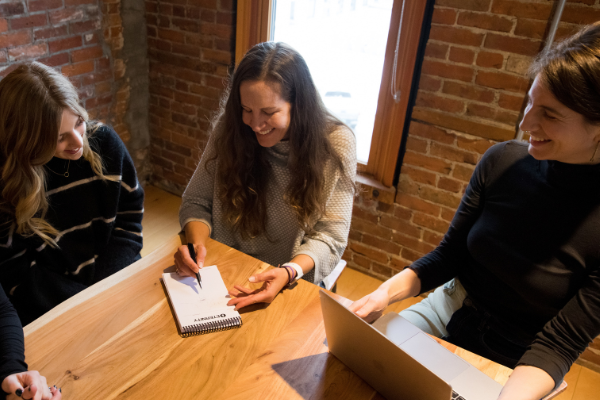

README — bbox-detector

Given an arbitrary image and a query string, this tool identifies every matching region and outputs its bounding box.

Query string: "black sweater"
[0,284,26,390]
[0,126,144,325]
[410,141,600,386]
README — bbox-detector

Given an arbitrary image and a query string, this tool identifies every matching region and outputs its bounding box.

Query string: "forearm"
[289,254,315,275]
[497,365,554,400]
[184,221,211,246]
[379,268,422,304]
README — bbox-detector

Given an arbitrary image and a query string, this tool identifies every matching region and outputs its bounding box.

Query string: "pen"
[187,243,202,289]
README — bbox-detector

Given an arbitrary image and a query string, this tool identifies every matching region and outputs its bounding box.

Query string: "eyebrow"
[539,105,566,119]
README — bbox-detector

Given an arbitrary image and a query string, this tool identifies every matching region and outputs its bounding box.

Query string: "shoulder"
[88,124,128,157]
[480,140,529,168]
[329,124,356,151]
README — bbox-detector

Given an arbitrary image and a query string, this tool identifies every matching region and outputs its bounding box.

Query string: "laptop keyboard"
[452,390,466,400]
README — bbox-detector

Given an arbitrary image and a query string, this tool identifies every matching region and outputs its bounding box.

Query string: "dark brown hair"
[530,22,600,124]
[209,42,350,239]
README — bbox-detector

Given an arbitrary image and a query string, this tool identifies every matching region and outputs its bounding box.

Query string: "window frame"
[236,0,428,187]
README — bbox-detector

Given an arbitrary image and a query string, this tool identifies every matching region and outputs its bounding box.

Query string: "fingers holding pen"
[173,244,207,277]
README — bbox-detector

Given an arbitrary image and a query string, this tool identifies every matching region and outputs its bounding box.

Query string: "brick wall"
[0,0,142,157]
[145,0,235,193]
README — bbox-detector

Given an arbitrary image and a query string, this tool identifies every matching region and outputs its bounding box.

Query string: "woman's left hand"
[227,268,290,311]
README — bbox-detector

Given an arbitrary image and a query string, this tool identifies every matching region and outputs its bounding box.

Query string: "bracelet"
[278,265,295,285]
[282,262,303,282]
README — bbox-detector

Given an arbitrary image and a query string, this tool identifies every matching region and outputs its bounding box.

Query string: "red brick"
[349,242,389,264]
[351,218,392,240]
[401,247,423,262]
[172,43,200,57]
[442,81,494,103]
[158,28,185,43]
[432,7,457,25]
[362,234,401,255]
[0,50,6,63]
[476,51,504,69]
[62,61,94,77]
[199,23,233,39]
[401,165,436,186]
[484,33,541,57]
[0,64,18,78]
[475,71,529,93]
[0,31,31,48]
[379,215,421,238]
[391,232,436,255]
[351,253,372,270]
[37,52,69,67]
[491,0,552,20]
[409,121,456,144]
[84,32,99,45]
[0,2,25,16]
[419,75,442,92]
[34,25,68,40]
[389,257,410,272]
[413,212,451,234]
[514,18,547,40]
[395,193,441,217]
[71,46,103,62]
[50,9,84,25]
[49,35,81,52]
[352,205,379,224]
[412,108,514,141]
[203,48,231,64]
[421,59,474,82]
[416,91,464,113]
[429,25,484,47]
[29,0,63,12]
[452,164,476,182]
[441,207,456,222]
[562,4,600,25]
[431,142,478,165]
[449,46,475,64]
[188,0,215,6]
[456,136,495,154]
[219,0,233,11]
[216,11,234,25]
[457,11,513,32]
[214,37,232,52]
[172,18,199,32]
[0,18,7,33]
[423,231,444,246]
[393,206,412,220]
[372,262,394,277]
[70,19,102,34]
[406,137,428,154]
[190,84,220,99]
[436,0,490,11]
[10,14,48,30]
[403,151,453,174]
[438,176,462,193]
[498,93,525,112]
[8,43,47,61]
[425,42,448,59]
[466,103,519,125]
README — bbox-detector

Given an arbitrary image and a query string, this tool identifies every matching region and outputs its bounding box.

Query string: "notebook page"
[162,265,240,330]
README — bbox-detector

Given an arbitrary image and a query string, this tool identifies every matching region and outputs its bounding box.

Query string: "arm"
[496,366,554,400]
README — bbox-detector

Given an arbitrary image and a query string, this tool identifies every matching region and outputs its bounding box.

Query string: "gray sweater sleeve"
[179,136,217,234]
[293,126,357,284]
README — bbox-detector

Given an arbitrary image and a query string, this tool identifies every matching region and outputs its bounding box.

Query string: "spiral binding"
[180,316,243,338]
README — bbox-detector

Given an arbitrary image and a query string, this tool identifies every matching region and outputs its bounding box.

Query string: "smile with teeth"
[257,128,274,135]
[530,135,550,142]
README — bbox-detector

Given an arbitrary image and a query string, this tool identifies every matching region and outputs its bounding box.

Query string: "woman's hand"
[2,371,61,400]
[349,287,391,323]
[227,268,290,311]
[173,243,207,277]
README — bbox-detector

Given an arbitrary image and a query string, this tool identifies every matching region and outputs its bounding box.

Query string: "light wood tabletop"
[19,235,586,399]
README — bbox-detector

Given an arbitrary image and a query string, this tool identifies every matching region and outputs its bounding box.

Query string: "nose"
[519,101,537,132]
[247,112,267,132]
[66,130,83,149]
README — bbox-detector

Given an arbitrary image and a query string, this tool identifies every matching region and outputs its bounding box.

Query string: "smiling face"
[240,80,292,148]
[520,75,600,164]
[54,109,85,160]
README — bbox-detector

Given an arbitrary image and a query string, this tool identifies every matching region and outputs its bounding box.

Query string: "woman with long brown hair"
[0,62,144,326]
[174,42,356,309]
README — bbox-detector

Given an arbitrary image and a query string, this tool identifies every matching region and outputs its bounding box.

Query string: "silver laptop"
[319,290,504,400]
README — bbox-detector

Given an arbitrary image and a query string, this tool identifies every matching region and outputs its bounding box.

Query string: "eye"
[76,117,84,127]
[58,135,65,143]
[543,111,557,120]
[263,111,275,116]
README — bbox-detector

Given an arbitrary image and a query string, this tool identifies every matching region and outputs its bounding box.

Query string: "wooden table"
[19,236,576,399]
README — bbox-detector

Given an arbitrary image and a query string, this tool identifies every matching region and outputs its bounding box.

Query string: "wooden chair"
[323,259,347,292]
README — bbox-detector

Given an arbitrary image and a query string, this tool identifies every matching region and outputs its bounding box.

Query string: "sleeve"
[518,265,600,387]
[93,127,144,281]
[409,142,505,293]
[178,134,217,234]
[0,284,27,387]
[293,126,357,285]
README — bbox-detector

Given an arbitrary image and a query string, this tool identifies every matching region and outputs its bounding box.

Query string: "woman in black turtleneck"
[350,22,600,400]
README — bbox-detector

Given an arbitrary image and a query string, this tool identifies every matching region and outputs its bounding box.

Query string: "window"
[236,0,429,187]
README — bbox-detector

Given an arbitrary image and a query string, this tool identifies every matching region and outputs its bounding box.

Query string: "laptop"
[319,290,504,400]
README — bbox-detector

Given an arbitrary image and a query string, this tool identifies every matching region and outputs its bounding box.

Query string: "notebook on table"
[162,265,242,337]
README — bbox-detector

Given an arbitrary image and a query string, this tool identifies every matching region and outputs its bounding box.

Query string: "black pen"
[187,243,202,289]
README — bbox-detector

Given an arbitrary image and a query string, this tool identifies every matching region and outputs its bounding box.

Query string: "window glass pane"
[272,0,393,164]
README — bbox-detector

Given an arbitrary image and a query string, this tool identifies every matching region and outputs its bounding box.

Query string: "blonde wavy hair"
[0,61,104,246]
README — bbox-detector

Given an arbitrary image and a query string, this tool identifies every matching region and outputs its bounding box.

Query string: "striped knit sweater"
[0,126,144,326]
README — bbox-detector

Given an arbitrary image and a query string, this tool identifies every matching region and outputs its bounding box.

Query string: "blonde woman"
[0,62,144,326]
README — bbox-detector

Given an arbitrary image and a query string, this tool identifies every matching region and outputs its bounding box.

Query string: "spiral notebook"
[162,265,242,337]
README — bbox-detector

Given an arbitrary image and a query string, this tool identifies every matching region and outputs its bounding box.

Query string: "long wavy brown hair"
[0,62,104,246]
[209,42,352,239]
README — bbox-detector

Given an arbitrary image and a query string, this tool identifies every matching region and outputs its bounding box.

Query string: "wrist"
[282,262,303,282]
